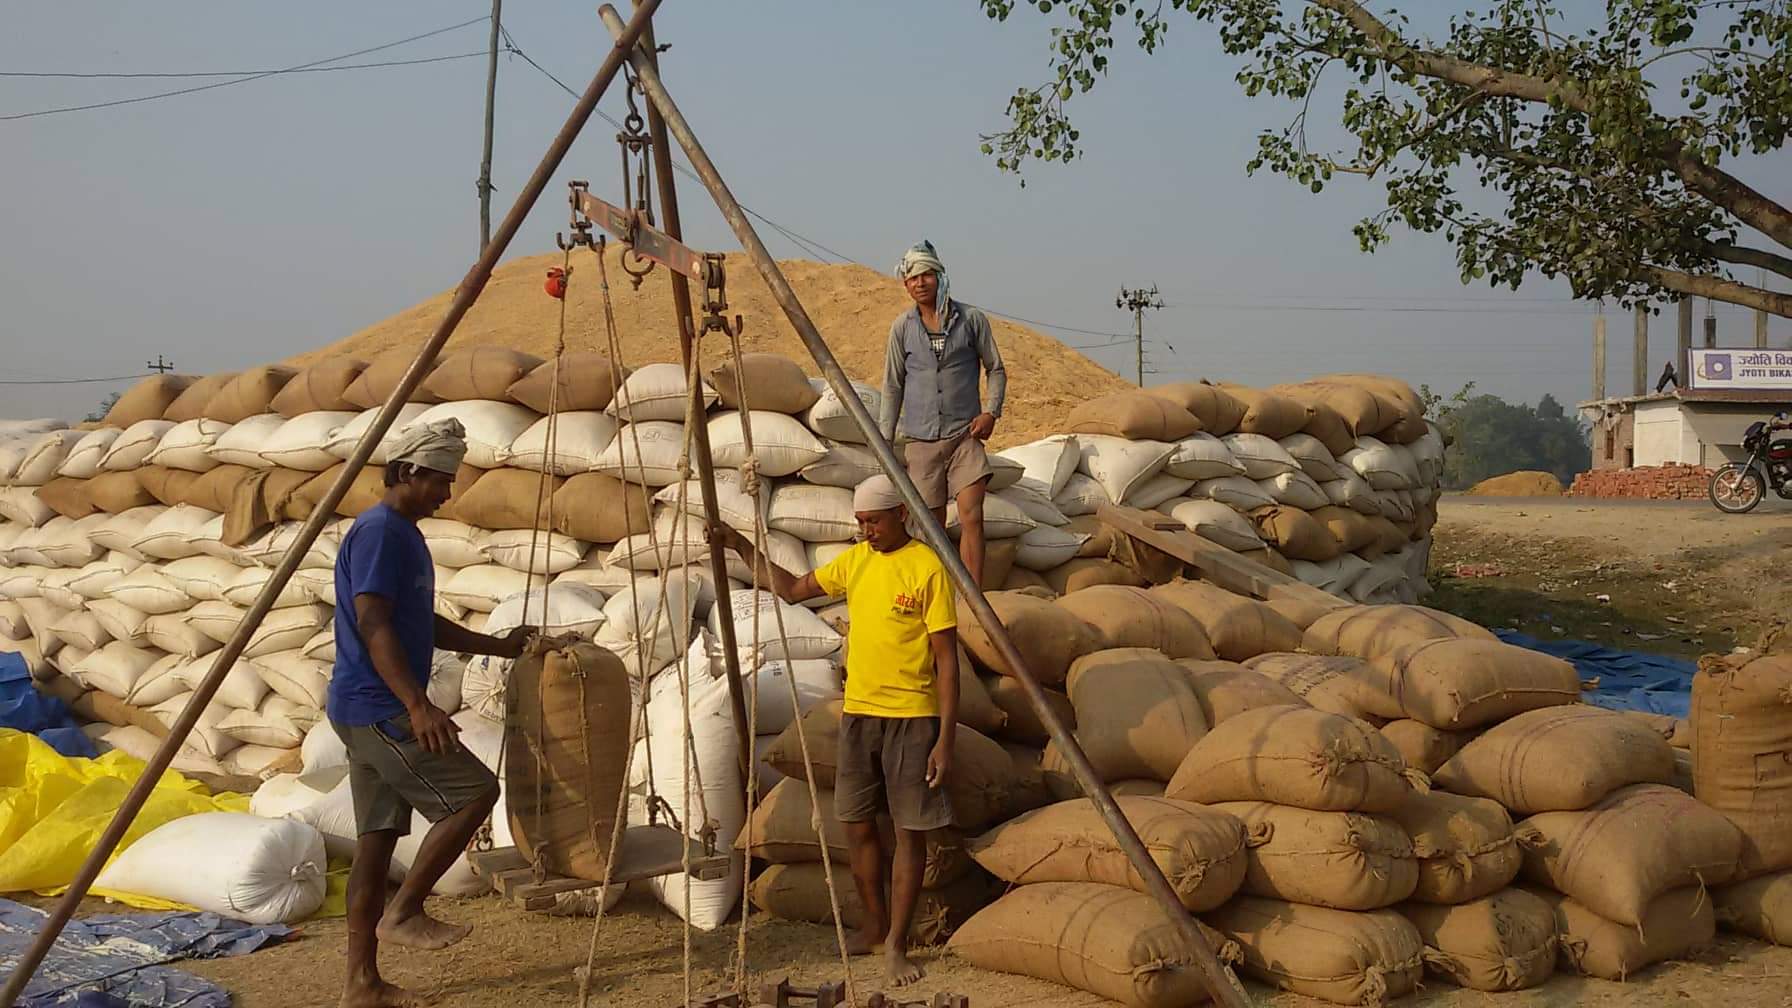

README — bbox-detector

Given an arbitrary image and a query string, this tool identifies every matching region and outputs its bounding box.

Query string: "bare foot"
[376,910,471,951]
[341,979,425,1008]
[845,926,884,956]
[886,950,925,987]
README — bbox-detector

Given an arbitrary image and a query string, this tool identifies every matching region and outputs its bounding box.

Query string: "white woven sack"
[1259,470,1329,510]
[2,527,53,568]
[84,600,150,651]
[416,519,488,568]
[745,658,842,736]
[1015,525,1090,571]
[94,813,326,925]
[205,414,286,468]
[299,629,335,662]
[460,652,510,723]
[245,604,332,658]
[192,514,258,564]
[147,419,230,473]
[105,567,191,614]
[995,483,1070,527]
[634,671,745,930]
[608,510,709,570]
[218,695,316,748]
[725,530,810,586]
[161,556,243,603]
[1323,469,1382,515]
[998,434,1082,498]
[118,652,182,707]
[142,613,222,658]
[1277,433,1340,482]
[223,745,296,780]
[39,570,87,612]
[55,645,94,680]
[1166,499,1266,551]
[255,649,331,710]
[482,529,590,574]
[1291,553,1374,596]
[805,541,850,572]
[300,720,348,778]
[221,566,317,609]
[323,403,431,464]
[1410,423,1446,485]
[486,583,608,638]
[1165,433,1245,481]
[1052,471,1111,517]
[169,653,271,711]
[56,429,121,479]
[132,504,218,561]
[404,401,539,470]
[803,379,880,444]
[242,521,340,570]
[1348,558,1406,604]
[0,419,62,437]
[800,441,882,489]
[608,361,718,422]
[1077,436,1173,503]
[12,431,82,486]
[656,467,765,533]
[150,691,241,758]
[1192,475,1275,511]
[65,554,140,601]
[1375,489,1415,523]
[1124,473,1195,510]
[90,506,165,560]
[0,600,27,640]
[98,723,228,778]
[100,419,176,471]
[710,588,842,664]
[249,773,334,819]
[768,484,855,543]
[427,650,465,712]
[707,411,829,478]
[1222,432,1301,479]
[257,411,360,471]
[49,610,111,652]
[598,575,696,675]
[947,493,1037,539]
[503,411,620,475]
[593,420,689,487]
[39,515,107,568]
[439,563,532,613]
[0,486,55,527]
[1342,436,1421,490]
[987,454,1025,493]
[550,550,633,597]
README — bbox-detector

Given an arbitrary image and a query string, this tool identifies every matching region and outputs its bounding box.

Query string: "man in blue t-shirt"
[327,418,533,1008]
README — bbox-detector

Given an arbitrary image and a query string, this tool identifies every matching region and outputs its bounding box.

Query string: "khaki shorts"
[834,714,954,832]
[903,428,993,510]
[333,713,497,837]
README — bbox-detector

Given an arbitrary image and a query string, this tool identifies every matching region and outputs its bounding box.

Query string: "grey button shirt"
[878,300,1007,443]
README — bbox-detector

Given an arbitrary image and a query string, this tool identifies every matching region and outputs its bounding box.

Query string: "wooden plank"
[1096,503,1344,607]
[472,829,733,911]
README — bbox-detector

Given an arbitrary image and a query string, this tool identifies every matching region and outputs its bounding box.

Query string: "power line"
[2,17,491,122]
[0,373,153,386]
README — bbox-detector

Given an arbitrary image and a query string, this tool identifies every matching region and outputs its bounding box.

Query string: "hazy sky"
[4,1,1788,423]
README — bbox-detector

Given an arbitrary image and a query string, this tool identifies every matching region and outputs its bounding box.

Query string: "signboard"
[1688,348,1792,390]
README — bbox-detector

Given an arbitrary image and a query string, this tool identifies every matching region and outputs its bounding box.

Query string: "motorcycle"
[1708,411,1792,514]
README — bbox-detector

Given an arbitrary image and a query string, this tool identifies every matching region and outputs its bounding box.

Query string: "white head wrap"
[852,474,904,514]
[387,418,467,475]
[896,240,950,321]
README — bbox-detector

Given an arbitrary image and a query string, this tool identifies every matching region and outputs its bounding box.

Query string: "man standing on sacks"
[714,474,961,987]
[327,417,536,1008]
[879,240,1006,589]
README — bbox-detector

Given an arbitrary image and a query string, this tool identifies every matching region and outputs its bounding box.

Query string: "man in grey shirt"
[878,240,1007,589]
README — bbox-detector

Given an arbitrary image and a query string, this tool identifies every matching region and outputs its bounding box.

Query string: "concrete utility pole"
[1592,309,1607,401]
[1115,285,1165,387]
[1633,303,1648,396]
[145,355,174,374]
[1704,297,1718,348]
[478,0,503,251]
[1678,299,1694,376]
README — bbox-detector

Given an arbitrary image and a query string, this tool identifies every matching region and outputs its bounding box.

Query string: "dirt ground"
[170,495,1792,1006]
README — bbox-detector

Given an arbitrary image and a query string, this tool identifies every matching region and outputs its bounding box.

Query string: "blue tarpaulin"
[1494,630,1696,718]
[0,898,292,1008]
[0,652,94,758]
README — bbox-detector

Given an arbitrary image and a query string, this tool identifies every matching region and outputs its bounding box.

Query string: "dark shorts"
[834,714,954,832]
[903,428,993,510]
[332,713,497,837]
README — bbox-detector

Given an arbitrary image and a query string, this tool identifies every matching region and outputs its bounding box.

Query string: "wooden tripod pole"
[0,4,663,1003]
[596,8,1252,1006]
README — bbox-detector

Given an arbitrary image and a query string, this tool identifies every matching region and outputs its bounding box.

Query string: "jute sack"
[268,359,366,416]
[949,882,1242,1008]
[1218,385,1313,439]
[737,779,973,888]
[1065,391,1202,441]
[182,465,257,514]
[507,352,628,413]
[1244,652,1402,723]
[86,471,158,514]
[1145,382,1246,435]
[1166,705,1417,813]
[106,375,197,427]
[1371,639,1580,730]
[1530,885,1713,981]
[1434,705,1676,814]
[1401,889,1557,992]
[1517,783,1742,926]
[342,350,441,409]
[449,468,562,531]
[1214,801,1417,910]
[1249,505,1342,562]
[1148,580,1303,662]
[1300,401,1360,457]
[985,675,1073,746]
[1714,870,1792,945]
[1377,720,1472,775]
[957,590,1100,687]
[1055,586,1215,660]
[707,353,820,414]
[1205,897,1422,1007]
[748,862,998,945]
[160,373,237,422]
[421,346,543,402]
[1303,604,1494,661]
[34,478,94,520]
[999,741,1053,814]
[1174,660,1307,727]
[1692,652,1792,876]
[1310,506,1382,554]
[552,472,652,544]
[202,366,296,423]
[1065,654,1208,782]
[505,640,630,881]
[1386,790,1521,904]
[1274,381,1405,438]
[288,463,387,521]
[1044,558,1145,595]
[970,796,1252,912]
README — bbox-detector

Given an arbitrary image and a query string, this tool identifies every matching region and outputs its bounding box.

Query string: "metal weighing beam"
[595,8,1252,1006]
[0,3,665,1002]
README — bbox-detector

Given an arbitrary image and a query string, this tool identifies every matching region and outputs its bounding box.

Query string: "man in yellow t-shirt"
[713,473,959,988]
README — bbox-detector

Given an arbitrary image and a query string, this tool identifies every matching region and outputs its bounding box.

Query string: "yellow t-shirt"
[812,539,957,718]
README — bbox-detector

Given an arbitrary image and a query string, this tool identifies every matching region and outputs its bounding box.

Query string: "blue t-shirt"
[327,503,436,726]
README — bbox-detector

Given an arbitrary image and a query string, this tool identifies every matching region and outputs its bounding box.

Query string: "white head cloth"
[852,474,904,513]
[387,418,467,475]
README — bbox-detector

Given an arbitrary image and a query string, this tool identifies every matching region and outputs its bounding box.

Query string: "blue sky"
[3,1,1786,422]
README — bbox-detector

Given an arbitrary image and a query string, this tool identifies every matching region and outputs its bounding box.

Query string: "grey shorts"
[332,713,497,837]
[903,428,993,510]
[834,714,954,832]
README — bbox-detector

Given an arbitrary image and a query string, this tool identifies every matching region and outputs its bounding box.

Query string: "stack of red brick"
[1568,464,1714,500]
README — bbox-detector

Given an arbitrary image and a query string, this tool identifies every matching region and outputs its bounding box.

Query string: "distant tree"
[1437,391,1591,488]
[85,393,120,423]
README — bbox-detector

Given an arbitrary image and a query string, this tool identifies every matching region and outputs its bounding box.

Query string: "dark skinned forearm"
[433,614,514,657]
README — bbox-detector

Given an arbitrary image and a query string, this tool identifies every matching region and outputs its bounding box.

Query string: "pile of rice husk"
[288,246,1131,448]
[1467,471,1564,497]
